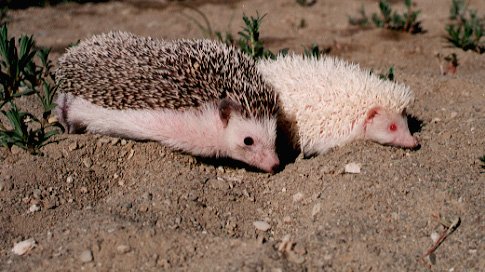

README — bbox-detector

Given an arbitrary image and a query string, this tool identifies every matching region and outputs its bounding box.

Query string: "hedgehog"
[257,54,418,157]
[55,31,281,173]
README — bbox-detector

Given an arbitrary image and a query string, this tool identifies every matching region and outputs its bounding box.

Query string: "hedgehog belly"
[57,94,227,157]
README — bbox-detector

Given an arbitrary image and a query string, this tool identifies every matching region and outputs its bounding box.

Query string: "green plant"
[236,13,276,60]
[445,0,484,53]
[303,43,330,59]
[370,66,395,81]
[350,0,423,34]
[0,24,63,154]
[378,66,395,81]
[449,0,466,20]
[348,5,370,27]
[182,7,276,60]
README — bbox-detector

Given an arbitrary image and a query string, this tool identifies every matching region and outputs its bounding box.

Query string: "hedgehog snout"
[258,150,280,173]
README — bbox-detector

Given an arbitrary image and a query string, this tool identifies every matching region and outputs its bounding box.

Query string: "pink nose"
[411,136,419,147]
[262,154,280,173]
[405,136,419,148]
[270,162,280,173]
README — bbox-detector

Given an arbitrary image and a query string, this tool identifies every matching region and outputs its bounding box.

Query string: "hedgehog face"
[364,107,418,149]
[223,115,280,173]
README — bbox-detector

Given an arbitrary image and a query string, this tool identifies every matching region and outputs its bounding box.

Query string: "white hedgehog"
[258,54,418,157]
[55,32,281,172]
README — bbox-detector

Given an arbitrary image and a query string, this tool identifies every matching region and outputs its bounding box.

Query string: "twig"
[419,216,461,268]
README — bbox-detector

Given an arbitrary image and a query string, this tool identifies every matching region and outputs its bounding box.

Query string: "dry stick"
[419,216,461,268]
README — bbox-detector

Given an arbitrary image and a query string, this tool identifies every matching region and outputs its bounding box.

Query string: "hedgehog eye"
[389,123,397,132]
[244,137,254,146]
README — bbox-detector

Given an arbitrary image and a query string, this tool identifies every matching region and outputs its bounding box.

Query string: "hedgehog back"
[56,32,278,119]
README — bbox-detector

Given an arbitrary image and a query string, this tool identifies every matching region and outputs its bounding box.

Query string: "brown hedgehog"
[258,54,418,157]
[56,31,280,172]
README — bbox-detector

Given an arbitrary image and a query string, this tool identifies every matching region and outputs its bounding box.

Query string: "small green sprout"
[445,0,484,53]
[370,66,395,81]
[350,0,423,34]
[348,5,370,27]
[303,44,330,59]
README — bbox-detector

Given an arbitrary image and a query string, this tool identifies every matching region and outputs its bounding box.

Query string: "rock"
[344,162,361,174]
[82,158,93,168]
[66,176,73,183]
[12,238,36,255]
[79,249,93,263]
[292,192,304,203]
[430,231,440,243]
[253,221,271,231]
[10,145,24,155]
[120,139,127,145]
[127,149,135,160]
[311,203,321,219]
[29,204,41,213]
[97,137,111,145]
[68,142,78,151]
[0,181,4,192]
[116,245,131,254]
[111,138,120,145]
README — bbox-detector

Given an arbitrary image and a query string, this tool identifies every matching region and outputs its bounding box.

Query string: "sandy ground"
[1,0,484,271]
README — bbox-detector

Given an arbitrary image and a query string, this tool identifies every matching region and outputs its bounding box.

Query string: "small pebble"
[11,145,23,155]
[430,231,440,243]
[120,139,127,145]
[79,249,93,263]
[283,216,292,223]
[66,176,73,183]
[311,203,321,219]
[80,186,88,194]
[253,221,271,231]
[344,162,361,174]
[97,137,111,145]
[68,142,78,151]
[116,245,131,254]
[29,204,41,213]
[127,149,135,160]
[292,192,304,203]
[111,138,120,145]
[0,181,4,192]
[82,158,93,168]
[12,238,36,255]
[391,212,399,220]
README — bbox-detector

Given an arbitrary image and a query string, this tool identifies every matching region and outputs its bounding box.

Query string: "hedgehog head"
[363,107,418,148]
[218,98,279,173]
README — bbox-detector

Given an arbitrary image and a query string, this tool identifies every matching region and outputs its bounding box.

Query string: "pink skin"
[56,94,280,173]
[363,107,419,148]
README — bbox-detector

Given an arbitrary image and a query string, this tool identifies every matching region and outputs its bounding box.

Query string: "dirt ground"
[1,0,484,271]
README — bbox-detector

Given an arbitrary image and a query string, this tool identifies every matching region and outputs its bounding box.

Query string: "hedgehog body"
[55,31,280,172]
[257,54,418,157]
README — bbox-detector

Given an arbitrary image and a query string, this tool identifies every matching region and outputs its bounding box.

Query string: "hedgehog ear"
[218,98,242,128]
[365,107,382,124]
